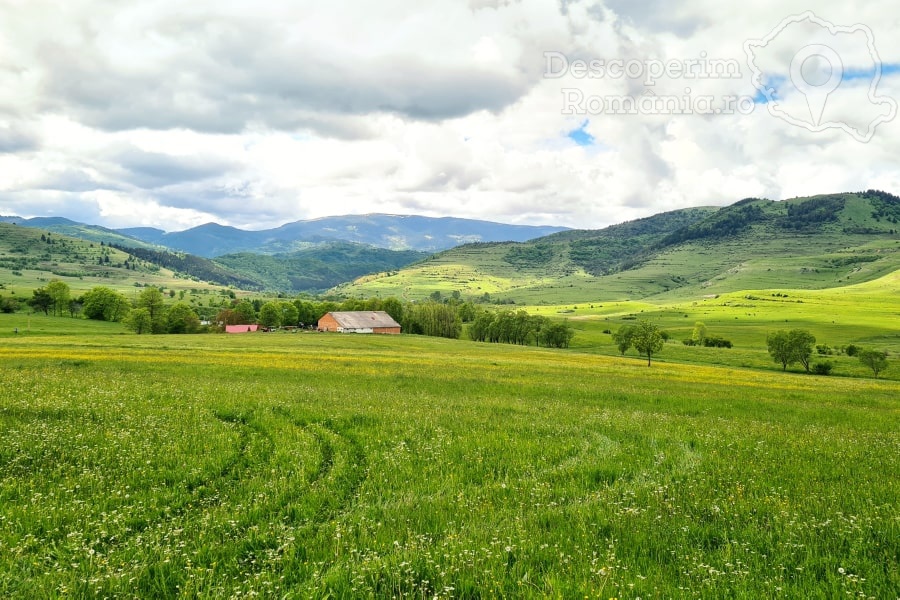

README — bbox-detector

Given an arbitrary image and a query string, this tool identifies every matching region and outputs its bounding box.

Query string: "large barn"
[317,311,401,334]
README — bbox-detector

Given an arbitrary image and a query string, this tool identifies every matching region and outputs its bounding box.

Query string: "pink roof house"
[225,324,259,333]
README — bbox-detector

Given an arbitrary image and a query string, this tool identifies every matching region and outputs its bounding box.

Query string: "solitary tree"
[632,320,664,366]
[0,296,19,314]
[767,330,793,370]
[789,329,816,373]
[858,349,889,378]
[691,321,707,345]
[27,287,53,315]
[767,329,816,372]
[613,325,637,355]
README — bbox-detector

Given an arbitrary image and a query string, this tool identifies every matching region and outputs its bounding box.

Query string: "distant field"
[0,328,897,597]
[532,269,900,380]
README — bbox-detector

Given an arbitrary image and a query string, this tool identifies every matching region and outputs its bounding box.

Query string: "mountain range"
[3,192,899,299]
[0,214,568,257]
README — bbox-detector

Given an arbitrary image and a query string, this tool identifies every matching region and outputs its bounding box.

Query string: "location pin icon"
[790,44,843,126]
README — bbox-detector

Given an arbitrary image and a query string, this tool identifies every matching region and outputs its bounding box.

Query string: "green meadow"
[537,269,900,380]
[1,310,898,598]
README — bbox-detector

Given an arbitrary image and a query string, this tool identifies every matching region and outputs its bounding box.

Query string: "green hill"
[0,223,240,298]
[214,242,428,292]
[10,217,161,249]
[107,244,265,290]
[0,224,431,297]
[334,191,900,303]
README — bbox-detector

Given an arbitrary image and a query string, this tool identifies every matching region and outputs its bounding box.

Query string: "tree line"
[767,328,890,377]
[468,309,575,348]
[6,281,579,347]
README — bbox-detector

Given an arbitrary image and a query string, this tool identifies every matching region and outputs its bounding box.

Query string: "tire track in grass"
[0,407,263,554]
[164,407,357,589]
[130,408,273,529]
[307,419,368,525]
[5,408,271,599]
[269,409,369,527]
[106,409,273,599]
[124,407,289,598]
[207,409,264,482]
[61,406,367,597]
[265,410,370,588]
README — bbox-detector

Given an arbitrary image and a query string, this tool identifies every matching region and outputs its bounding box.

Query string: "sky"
[0,0,898,232]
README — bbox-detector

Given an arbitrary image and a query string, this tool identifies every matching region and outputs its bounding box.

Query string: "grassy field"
[1,322,897,598]
[531,269,900,380]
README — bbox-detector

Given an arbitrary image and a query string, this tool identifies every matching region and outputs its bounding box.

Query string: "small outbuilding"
[318,311,401,334]
[225,324,259,333]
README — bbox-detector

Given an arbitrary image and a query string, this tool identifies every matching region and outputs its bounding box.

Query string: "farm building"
[225,324,259,333]
[318,311,401,334]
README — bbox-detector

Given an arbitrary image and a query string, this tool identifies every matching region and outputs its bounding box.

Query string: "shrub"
[812,361,833,375]
[703,335,733,348]
[845,344,859,357]
[0,296,19,314]
[816,344,832,355]
[682,339,696,346]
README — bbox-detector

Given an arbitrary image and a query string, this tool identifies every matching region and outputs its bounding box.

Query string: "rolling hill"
[0,222,232,304]
[214,242,429,292]
[0,216,160,249]
[334,191,900,303]
[0,224,431,296]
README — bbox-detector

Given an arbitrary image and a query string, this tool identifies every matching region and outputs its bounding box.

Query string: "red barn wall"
[317,314,340,332]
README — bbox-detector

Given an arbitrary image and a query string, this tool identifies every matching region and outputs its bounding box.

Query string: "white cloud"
[0,0,897,232]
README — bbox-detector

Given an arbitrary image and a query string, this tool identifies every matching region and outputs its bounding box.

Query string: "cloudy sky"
[1,0,898,232]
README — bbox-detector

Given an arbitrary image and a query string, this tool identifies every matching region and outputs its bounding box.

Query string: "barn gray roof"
[327,311,401,329]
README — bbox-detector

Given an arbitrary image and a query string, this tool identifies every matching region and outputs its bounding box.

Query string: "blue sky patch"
[567,120,595,146]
